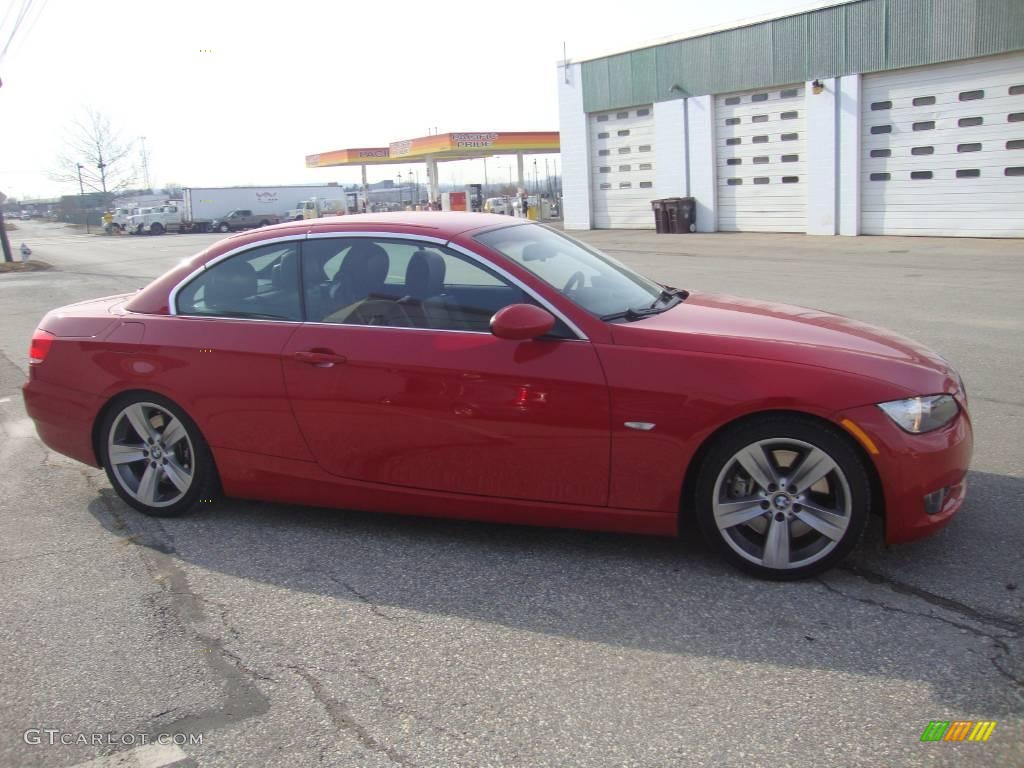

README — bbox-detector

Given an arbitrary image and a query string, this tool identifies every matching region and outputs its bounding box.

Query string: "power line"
[0,0,35,62]
[8,0,48,59]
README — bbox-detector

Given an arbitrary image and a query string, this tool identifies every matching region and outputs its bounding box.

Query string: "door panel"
[716,84,807,232]
[138,315,310,460]
[282,325,610,505]
[861,52,1024,236]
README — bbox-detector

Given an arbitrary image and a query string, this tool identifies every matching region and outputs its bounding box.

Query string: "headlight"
[878,395,959,434]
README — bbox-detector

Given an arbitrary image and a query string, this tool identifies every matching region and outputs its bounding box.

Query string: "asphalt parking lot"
[0,220,1021,768]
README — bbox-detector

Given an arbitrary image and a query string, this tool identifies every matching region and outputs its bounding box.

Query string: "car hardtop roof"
[255,211,530,240]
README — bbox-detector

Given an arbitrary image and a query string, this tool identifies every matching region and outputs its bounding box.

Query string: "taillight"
[29,329,54,365]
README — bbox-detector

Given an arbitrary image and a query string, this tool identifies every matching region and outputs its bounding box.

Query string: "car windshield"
[475,224,664,318]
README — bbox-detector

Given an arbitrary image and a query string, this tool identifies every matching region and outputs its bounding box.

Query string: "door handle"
[294,350,347,367]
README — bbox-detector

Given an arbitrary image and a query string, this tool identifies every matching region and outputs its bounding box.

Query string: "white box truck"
[180,185,345,232]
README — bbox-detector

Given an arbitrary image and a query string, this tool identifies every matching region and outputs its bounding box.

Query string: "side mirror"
[490,304,555,341]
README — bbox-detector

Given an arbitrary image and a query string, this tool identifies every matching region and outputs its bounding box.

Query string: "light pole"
[396,172,403,208]
[76,163,90,234]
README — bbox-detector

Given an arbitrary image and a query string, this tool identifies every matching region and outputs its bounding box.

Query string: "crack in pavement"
[289,665,417,768]
[819,568,1024,703]
[842,563,1023,632]
[89,490,274,744]
[320,572,423,625]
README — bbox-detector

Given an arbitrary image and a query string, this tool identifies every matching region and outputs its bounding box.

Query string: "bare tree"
[50,109,137,195]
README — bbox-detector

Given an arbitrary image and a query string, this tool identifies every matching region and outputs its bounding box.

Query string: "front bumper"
[836,402,973,544]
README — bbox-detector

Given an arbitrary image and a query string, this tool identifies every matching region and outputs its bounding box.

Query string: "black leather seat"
[322,242,392,323]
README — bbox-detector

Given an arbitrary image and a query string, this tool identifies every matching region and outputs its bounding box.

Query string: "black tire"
[218,223,230,233]
[150,223,164,235]
[694,414,870,580]
[258,219,269,227]
[99,392,218,518]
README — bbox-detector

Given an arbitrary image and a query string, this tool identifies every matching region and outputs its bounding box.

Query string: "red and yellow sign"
[306,147,393,168]
[307,132,559,167]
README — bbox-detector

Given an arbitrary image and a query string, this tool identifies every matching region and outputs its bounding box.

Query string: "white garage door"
[716,84,806,232]
[861,52,1024,237]
[589,105,656,228]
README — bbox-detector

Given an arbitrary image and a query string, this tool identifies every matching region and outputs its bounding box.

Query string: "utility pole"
[140,136,151,192]
[77,163,90,234]
[0,190,12,263]
[483,157,489,195]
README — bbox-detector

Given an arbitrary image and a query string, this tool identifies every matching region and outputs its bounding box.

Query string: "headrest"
[205,258,256,311]
[337,241,390,291]
[521,243,550,262]
[405,249,447,299]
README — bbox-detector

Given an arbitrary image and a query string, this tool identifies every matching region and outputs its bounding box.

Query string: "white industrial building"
[557,0,1024,237]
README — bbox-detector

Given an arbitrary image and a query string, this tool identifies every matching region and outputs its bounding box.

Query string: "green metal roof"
[581,0,1024,112]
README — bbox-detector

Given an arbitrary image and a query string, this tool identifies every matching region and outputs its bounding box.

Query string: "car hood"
[610,291,959,399]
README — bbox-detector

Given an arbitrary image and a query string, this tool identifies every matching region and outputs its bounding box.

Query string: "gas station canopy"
[305,131,560,168]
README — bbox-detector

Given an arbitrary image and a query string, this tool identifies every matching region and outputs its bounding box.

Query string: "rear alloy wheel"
[696,416,869,579]
[100,395,216,517]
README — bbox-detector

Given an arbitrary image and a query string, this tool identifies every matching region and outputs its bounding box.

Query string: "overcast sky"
[0,0,823,200]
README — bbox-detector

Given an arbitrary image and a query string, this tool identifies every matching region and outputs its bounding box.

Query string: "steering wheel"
[563,271,585,293]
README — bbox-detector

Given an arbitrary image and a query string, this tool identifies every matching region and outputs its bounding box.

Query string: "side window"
[176,242,301,320]
[302,237,570,335]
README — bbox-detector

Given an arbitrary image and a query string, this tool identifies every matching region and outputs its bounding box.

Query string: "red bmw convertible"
[23,213,972,578]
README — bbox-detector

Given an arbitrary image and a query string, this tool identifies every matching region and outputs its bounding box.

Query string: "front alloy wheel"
[101,395,216,516]
[697,417,869,579]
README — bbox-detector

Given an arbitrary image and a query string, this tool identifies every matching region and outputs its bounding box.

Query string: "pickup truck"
[209,209,280,233]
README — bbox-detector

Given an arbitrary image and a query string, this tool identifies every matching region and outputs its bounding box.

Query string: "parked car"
[484,197,512,215]
[22,213,972,579]
[209,209,280,233]
[20,211,32,220]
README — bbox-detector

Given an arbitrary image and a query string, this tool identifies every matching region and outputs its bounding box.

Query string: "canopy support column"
[427,156,440,204]
[516,152,525,191]
[361,165,368,212]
